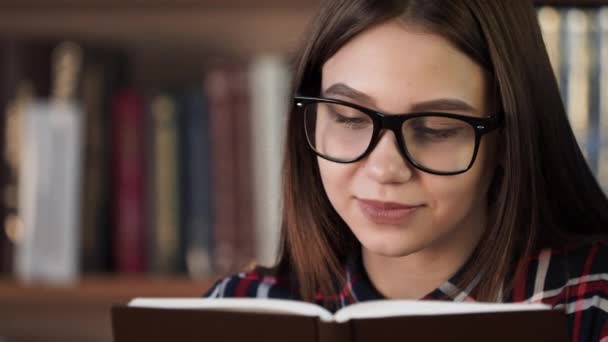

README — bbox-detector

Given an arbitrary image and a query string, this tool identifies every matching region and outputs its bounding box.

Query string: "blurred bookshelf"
[0,276,212,341]
[0,0,606,341]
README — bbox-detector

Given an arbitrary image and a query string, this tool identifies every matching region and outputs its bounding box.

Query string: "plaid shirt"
[204,240,608,342]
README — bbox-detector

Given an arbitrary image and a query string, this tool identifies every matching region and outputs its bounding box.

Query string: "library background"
[0,0,605,341]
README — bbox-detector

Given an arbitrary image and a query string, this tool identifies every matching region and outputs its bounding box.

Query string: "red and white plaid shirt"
[204,240,608,342]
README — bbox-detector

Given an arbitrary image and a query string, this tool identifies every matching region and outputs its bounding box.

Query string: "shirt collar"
[344,247,481,303]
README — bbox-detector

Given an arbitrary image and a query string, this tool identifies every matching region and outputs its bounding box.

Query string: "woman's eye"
[331,112,370,128]
[415,126,462,139]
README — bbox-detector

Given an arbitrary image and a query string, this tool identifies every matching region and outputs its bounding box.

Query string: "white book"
[16,100,83,285]
[249,55,290,267]
[127,297,551,323]
[598,8,608,192]
[538,6,562,86]
[563,9,592,163]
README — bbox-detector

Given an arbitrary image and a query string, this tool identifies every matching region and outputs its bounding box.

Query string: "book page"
[128,298,334,322]
[333,300,551,323]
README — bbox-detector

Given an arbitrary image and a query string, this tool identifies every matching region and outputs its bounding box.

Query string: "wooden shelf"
[0,0,603,57]
[535,0,608,6]
[0,6,316,56]
[0,0,319,10]
[0,276,215,342]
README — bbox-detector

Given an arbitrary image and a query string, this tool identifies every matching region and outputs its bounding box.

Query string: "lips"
[357,198,423,225]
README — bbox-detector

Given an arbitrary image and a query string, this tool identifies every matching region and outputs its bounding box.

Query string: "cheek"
[423,151,493,221]
[318,158,357,207]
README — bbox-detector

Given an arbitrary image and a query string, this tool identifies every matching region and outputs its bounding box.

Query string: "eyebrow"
[322,83,477,113]
[322,83,375,105]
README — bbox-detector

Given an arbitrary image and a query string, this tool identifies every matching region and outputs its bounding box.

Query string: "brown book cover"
[231,65,255,271]
[205,65,238,274]
[112,299,568,342]
[79,47,127,273]
[111,87,147,273]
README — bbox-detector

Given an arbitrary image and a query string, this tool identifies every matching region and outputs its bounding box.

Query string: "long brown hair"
[273,0,608,305]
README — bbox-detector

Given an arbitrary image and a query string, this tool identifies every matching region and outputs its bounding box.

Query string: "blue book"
[177,87,213,277]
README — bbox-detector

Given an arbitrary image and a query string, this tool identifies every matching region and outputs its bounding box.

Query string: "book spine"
[15,41,84,285]
[599,8,608,192]
[232,66,255,270]
[1,40,55,274]
[588,10,601,176]
[179,88,213,277]
[538,6,562,87]
[249,55,290,267]
[563,9,593,166]
[206,66,238,274]
[0,39,22,274]
[149,93,180,273]
[111,88,147,273]
[80,52,111,272]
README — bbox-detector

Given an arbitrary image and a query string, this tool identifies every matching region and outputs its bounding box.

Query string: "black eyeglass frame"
[295,96,504,176]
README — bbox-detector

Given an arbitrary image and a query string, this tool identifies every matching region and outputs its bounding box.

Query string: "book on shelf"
[177,87,213,277]
[0,39,55,275]
[112,297,568,342]
[249,55,290,267]
[111,87,147,273]
[538,6,562,87]
[563,8,593,169]
[205,64,256,274]
[149,93,181,273]
[16,42,84,285]
[79,46,128,273]
[598,8,608,192]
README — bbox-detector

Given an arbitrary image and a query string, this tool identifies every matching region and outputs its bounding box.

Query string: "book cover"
[15,41,84,285]
[111,87,147,273]
[598,8,608,192]
[0,39,54,274]
[149,93,181,273]
[205,65,238,274]
[538,6,562,87]
[113,298,568,342]
[562,9,593,167]
[231,65,255,271]
[177,87,213,277]
[79,46,128,272]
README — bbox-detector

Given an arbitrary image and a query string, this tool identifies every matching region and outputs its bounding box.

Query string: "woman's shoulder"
[545,238,608,281]
[203,266,298,300]
[513,238,608,307]
[517,238,608,342]
[517,238,608,301]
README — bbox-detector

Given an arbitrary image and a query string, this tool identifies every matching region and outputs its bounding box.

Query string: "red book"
[111,88,147,273]
[206,64,256,274]
[205,65,238,274]
[231,66,255,270]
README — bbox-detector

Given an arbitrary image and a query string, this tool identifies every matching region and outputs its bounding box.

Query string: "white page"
[128,298,335,322]
[333,300,552,323]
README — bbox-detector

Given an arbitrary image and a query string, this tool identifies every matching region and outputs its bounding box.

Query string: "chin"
[359,235,424,258]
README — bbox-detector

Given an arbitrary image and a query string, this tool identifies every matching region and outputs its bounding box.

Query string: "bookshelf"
[0,276,213,341]
[0,0,607,341]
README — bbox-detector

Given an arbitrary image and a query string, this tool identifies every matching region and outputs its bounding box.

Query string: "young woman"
[205,1,608,340]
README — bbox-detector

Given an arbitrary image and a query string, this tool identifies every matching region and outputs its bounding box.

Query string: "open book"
[112,297,568,342]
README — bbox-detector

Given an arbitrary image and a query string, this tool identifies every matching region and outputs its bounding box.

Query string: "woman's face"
[318,20,498,259]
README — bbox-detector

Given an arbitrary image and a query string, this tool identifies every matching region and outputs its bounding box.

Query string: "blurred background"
[0,0,606,341]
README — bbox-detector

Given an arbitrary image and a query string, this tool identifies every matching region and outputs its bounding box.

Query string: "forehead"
[321,19,487,114]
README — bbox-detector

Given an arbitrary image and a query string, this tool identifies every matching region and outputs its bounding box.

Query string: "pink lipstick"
[357,199,422,225]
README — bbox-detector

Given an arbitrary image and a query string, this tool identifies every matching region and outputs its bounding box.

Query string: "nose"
[363,130,413,184]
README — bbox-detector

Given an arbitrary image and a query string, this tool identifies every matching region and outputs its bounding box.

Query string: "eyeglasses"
[295,96,503,175]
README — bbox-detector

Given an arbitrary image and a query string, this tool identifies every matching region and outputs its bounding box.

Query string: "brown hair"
[272,0,608,306]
